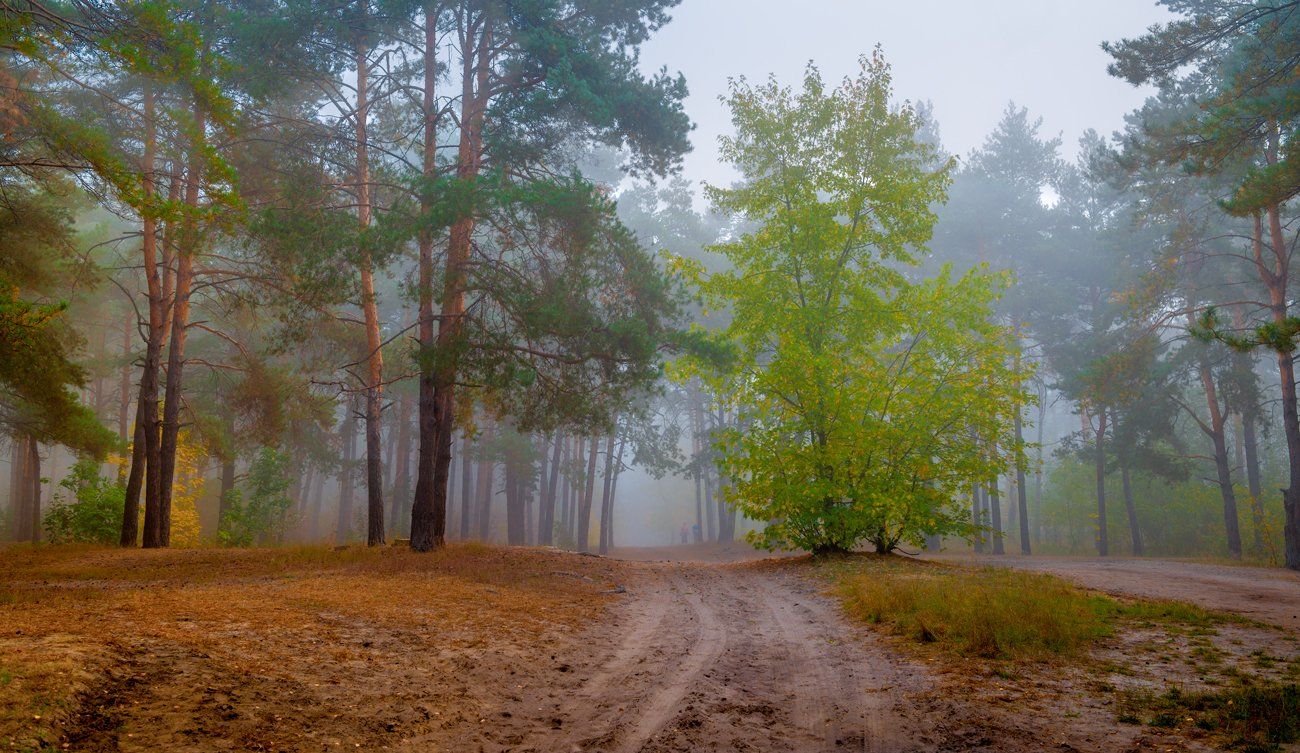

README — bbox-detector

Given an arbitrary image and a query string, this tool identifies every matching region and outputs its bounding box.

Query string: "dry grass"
[826,554,1240,661]
[0,542,618,751]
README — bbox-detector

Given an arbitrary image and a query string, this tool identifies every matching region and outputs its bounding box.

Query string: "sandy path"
[938,554,1300,631]
[498,562,937,752]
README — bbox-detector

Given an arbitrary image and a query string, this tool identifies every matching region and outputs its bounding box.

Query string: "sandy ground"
[934,553,1300,631]
[4,544,1292,752]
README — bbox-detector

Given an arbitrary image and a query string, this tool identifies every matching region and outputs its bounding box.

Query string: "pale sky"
[639,0,1173,189]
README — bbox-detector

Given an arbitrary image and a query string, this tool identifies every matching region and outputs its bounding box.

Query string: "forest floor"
[1,543,1296,752]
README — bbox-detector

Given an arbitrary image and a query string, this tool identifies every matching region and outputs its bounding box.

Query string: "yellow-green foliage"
[837,563,1113,659]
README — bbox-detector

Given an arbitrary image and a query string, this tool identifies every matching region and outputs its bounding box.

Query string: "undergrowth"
[1117,681,1300,752]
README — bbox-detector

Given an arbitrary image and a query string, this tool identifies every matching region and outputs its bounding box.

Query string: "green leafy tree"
[43,459,126,545]
[219,447,294,547]
[681,55,1029,555]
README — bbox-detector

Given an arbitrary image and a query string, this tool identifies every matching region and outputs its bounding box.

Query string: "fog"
[5,0,1299,568]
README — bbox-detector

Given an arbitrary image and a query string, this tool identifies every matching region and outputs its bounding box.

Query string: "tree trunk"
[475,421,495,541]
[218,457,236,534]
[415,16,490,553]
[153,88,209,549]
[608,432,627,550]
[970,484,984,554]
[120,404,146,547]
[337,401,357,543]
[1120,457,1143,556]
[988,471,1004,555]
[116,312,133,481]
[459,433,474,540]
[564,437,579,545]
[133,81,165,549]
[1014,410,1031,555]
[10,436,30,541]
[505,455,524,546]
[598,433,616,555]
[410,3,442,552]
[1095,410,1108,557]
[309,466,325,541]
[389,397,412,536]
[1196,350,1243,558]
[27,441,40,543]
[539,432,561,546]
[1243,410,1265,551]
[578,437,598,552]
[354,27,385,548]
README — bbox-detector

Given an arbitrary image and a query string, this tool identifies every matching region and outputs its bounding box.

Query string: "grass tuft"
[829,556,1240,661]
[1119,682,1300,752]
[836,565,1114,660]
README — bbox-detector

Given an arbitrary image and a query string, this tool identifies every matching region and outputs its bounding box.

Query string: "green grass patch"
[828,555,1237,661]
[1118,682,1300,752]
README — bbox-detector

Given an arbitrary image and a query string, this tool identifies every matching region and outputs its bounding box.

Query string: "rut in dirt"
[502,562,927,753]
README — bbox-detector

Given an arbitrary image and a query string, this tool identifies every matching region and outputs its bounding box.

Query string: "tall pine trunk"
[410,3,442,551]
[354,26,385,547]
[152,86,207,548]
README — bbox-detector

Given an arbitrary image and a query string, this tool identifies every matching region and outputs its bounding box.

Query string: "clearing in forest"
[3,544,1297,752]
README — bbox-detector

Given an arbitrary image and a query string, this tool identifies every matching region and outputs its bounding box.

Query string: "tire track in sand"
[611,571,728,753]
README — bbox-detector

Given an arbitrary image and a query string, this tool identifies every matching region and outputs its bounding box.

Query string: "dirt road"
[939,554,1300,631]
[489,563,928,752]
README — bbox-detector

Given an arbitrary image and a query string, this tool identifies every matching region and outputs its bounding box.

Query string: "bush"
[219,448,294,547]
[42,459,124,544]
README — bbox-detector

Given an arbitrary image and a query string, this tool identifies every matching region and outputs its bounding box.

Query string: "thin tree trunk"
[1015,405,1031,555]
[475,420,495,541]
[578,436,598,552]
[116,312,133,481]
[1095,410,1109,557]
[10,436,30,541]
[505,454,524,545]
[539,432,561,546]
[27,441,40,544]
[218,457,236,534]
[337,401,357,543]
[120,404,146,547]
[1244,410,1265,551]
[309,466,326,541]
[598,433,616,555]
[1196,348,1243,558]
[989,471,1004,555]
[459,433,474,540]
[389,396,412,536]
[1120,457,1143,556]
[608,432,627,550]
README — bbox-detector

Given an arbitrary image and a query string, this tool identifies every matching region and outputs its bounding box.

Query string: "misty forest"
[3,1,1300,751]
